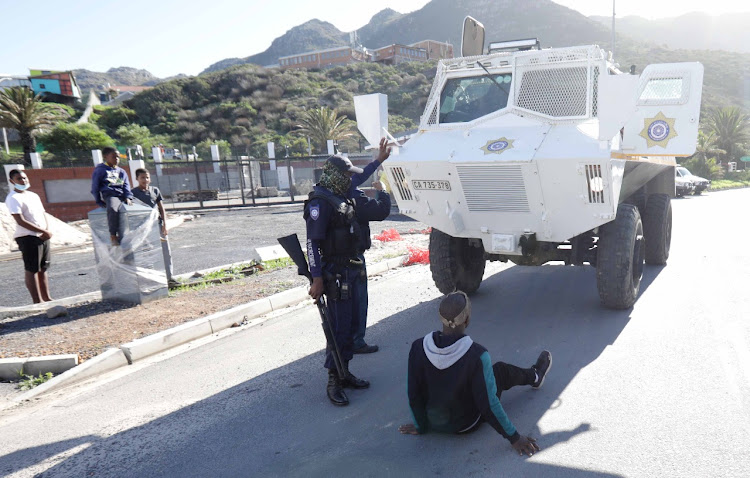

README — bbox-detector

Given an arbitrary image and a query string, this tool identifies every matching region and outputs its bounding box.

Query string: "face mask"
[13,183,30,191]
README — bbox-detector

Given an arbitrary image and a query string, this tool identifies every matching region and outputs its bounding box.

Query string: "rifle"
[277,234,346,380]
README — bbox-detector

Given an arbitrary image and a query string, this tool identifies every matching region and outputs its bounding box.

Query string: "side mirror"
[461,16,485,57]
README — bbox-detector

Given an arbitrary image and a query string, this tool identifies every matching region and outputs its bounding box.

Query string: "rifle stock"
[277,234,312,283]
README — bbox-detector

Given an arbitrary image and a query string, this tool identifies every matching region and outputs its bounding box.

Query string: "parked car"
[676,166,710,195]
[675,169,695,197]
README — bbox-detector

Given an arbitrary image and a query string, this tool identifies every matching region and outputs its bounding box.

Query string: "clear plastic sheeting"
[88,204,168,304]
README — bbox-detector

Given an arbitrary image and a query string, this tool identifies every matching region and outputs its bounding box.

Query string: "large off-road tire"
[430,229,486,295]
[643,193,672,265]
[596,204,645,309]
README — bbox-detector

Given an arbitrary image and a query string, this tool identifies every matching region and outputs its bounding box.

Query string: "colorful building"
[409,40,454,61]
[372,44,428,65]
[28,69,82,103]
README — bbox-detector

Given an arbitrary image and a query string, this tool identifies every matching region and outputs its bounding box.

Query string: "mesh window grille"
[514,66,589,118]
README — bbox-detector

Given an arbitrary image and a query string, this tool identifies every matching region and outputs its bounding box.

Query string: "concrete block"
[121,318,213,363]
[46,305,68,319]
[23,354,79,377]
[0,358,24,381]
[268,286,310,311]
[208,298,273,332]
[367,261,389,276]
[386,255,407,270]
[17,348,129,401]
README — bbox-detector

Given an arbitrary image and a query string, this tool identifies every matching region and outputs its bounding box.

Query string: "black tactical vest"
[304,190,361,263]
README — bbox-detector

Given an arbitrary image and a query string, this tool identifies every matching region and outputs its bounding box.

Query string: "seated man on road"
[399,291,551,457]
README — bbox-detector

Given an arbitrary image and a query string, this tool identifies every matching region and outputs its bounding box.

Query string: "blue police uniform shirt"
[306,186,343,278]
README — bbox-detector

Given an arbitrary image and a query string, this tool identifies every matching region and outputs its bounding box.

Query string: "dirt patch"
[0,232,430,363]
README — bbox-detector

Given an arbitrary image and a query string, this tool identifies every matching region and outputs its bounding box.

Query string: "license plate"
[411,180,451,191]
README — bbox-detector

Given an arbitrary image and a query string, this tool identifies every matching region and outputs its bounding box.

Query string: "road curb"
[13,254,408,401]
[0,354,79,381]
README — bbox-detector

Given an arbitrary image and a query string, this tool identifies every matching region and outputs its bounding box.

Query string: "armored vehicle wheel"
[596,204,645,309]
[430,229,486,295]
[643,193,672,265]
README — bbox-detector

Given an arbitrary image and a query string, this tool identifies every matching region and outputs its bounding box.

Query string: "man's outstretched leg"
[493,350,552,397]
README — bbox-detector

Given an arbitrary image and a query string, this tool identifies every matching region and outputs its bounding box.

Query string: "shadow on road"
[6,264,664,477]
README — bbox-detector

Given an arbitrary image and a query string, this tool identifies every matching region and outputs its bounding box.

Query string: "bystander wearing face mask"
[13,182,30,191]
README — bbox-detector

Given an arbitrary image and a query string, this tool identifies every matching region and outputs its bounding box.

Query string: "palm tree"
[706,106,750,165]
[693,131,726,162]
[295,107,353,154]
[0,87,60,165]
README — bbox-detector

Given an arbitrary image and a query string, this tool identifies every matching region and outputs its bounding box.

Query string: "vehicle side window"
[439,74,512,123]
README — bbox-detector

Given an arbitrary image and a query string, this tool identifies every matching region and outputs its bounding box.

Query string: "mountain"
[73,67,159,92]
[202,20,349,73]
[202,0,611,72]
[591,12,750,54]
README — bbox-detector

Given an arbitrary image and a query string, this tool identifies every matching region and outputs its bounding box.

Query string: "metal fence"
[146,152,377,211]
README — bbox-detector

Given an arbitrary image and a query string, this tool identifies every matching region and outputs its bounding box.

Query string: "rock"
[46,305,68,319]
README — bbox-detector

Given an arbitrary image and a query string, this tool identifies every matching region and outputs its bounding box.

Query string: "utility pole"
[611,0,616,60]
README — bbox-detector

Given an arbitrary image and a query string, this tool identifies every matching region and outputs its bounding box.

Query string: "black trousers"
[459,361,535,434]
[492,361,536,398]
[105,196,124,236]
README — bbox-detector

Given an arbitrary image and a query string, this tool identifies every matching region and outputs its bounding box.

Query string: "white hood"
[422,333,474,370]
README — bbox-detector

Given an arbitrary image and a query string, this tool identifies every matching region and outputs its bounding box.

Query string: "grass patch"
[170,262,262,293]
[17,372,54,391]
[709,180,750,191]
[262,257,294,271]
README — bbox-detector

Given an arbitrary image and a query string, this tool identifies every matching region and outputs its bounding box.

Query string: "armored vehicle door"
[620,63,704,157]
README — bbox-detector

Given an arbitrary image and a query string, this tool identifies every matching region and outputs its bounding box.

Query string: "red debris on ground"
[404,246,430,266]
[407,227,432,235]
[375,228,402,242]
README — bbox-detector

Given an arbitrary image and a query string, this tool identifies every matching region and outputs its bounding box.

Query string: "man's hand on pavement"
[398,424,419,435]
[309,277,324,300]
[511,436,540,457]
[376,137,392,163]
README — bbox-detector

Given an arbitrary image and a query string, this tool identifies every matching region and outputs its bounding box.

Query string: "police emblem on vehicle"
[481,137,515,155]
[412,180,451,191]
[639,112,678,148]
[310,205,320,220]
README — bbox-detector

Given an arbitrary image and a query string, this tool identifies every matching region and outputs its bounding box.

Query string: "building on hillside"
[372,44,428,65]
[279,46,369,70]
[0,74,32,91]
[98,84,152,104]
[28,69,82,104]
[409,40,454,60]
[278,38,454,70]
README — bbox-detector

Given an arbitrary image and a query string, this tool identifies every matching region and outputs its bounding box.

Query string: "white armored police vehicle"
[355,17,704,309]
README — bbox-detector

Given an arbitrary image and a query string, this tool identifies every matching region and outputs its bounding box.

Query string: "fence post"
[238,158,246,206]
[248,159,256,206]
[92,149,103,166]
[152,147,163,176]
[210,144,221,174]
[193,160,204,208]
[129,159,145,186]
[30,153,42,169]
[327,140,335,155]
[267,142,276,170]
[286,157,295,203]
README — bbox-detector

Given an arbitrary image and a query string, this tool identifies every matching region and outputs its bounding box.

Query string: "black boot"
[327,370,349,406]
[342,362,370,389]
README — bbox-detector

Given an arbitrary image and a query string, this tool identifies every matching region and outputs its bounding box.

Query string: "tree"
[40,123,114,155]
[116,123,155,149]
[93,106,136,136]
[681,131,725,179]
[196,139,231,161]
[706,107,750,165]
[0,87,61,165]
[295,106,354,153]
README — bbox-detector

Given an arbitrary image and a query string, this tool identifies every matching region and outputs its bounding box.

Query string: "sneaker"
[531,350,552,389]
[353,344,379,354]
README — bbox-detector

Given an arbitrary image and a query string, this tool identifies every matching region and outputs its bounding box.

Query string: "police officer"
[305,154,370,406]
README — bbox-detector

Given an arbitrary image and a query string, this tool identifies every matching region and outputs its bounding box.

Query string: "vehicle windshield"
[677,167,691,176]
[439,74,512,123]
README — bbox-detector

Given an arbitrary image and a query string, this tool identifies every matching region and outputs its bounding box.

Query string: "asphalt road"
[0,204,424,307]
[1,189,749,477]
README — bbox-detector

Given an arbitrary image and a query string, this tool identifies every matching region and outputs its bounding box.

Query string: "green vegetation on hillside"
[123,61,434,156]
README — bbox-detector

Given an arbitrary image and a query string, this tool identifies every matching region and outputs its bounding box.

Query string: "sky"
[1,0,747,78]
